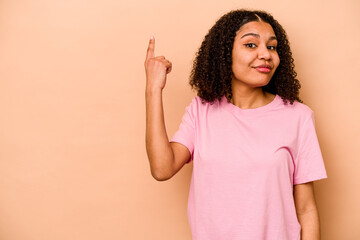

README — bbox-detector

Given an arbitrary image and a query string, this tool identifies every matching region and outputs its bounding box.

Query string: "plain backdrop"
[0,0,359,239]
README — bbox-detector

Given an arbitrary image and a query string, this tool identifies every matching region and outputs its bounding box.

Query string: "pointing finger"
[146,36,155,61]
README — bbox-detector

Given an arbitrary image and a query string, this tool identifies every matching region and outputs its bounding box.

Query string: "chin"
[250,79,271,88]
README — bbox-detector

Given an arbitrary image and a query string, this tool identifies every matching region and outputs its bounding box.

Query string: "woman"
[144,9,327,240]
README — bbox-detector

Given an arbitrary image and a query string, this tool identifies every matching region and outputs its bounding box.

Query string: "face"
[231,21,280,88]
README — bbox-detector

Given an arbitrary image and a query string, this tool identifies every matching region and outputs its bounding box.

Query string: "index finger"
[146,36,155,61]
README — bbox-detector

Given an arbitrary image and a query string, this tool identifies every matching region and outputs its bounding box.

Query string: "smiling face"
[231,21,280,89]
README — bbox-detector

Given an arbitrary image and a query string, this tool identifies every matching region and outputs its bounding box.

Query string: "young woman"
[144,9,327,240]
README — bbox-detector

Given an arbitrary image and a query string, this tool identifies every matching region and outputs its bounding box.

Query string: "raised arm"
[144,36,190,181]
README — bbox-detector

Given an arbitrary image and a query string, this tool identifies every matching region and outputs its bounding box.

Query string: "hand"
[144,36,172,92]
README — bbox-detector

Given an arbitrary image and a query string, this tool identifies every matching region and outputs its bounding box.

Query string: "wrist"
[145,86,163,95]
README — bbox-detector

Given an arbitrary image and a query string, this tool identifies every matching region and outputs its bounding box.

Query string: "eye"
[267,46,277,50]
[244,43,257,48]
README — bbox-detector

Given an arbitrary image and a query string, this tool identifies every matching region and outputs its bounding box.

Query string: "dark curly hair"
[189,9,303,105]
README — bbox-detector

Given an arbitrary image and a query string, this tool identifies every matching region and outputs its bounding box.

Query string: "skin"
[144,36,190,181]
[145,23,321,238]
[294,182,322,240]
[230,21,279,109]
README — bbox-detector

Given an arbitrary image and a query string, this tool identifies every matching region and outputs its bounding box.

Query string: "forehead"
[236,21,276,37]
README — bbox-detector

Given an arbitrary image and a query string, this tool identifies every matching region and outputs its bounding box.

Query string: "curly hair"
[189,9,303,105]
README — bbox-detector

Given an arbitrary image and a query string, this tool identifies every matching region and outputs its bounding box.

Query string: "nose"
[257,44,271,60]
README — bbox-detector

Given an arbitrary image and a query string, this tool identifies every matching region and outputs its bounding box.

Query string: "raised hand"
[144,36,172,92]
[144,36,190,181]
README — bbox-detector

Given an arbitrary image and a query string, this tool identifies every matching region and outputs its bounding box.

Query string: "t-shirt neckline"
[221,94,280,115]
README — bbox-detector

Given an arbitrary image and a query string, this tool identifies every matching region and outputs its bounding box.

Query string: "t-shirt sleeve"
[170,98,197,164]
[293,111,328,185]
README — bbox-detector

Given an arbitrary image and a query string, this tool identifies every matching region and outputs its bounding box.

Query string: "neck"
[230,87,269,110]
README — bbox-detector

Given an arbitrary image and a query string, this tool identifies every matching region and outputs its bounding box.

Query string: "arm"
[293,181,321,240]
[144,37,190,181]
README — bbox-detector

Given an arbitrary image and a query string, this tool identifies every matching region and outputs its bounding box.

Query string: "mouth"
[253,64,272,73]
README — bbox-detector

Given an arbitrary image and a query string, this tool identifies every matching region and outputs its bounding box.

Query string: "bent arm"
[145,89,191,181]
[144,37,190,181]
[145,89,174,180]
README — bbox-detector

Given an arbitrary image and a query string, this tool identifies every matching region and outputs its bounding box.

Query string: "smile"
[254,67,271,73]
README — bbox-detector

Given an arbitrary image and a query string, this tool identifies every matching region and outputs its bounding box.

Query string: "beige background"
[0,0,359,239]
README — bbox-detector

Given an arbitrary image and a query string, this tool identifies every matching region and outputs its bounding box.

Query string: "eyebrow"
[240,33,277,41]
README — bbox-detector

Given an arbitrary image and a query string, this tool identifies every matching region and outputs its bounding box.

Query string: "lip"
[253,64,272,73]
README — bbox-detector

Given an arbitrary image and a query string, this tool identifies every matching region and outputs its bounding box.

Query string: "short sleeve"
[170,98,197,164]
[293,111,328,185]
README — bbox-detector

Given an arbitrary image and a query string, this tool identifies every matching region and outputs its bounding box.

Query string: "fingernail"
[150,36,154,40]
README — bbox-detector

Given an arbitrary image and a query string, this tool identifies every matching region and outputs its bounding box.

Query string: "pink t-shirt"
[170,94,328,240]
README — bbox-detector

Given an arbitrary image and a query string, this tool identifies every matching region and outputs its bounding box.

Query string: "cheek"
[232,52,253,67]
[231,59,249,75]
[273,54,280,69]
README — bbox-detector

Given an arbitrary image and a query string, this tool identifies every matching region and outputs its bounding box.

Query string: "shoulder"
[279,97,314,119]
[188,95,221,109]
[183,96,222,119]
